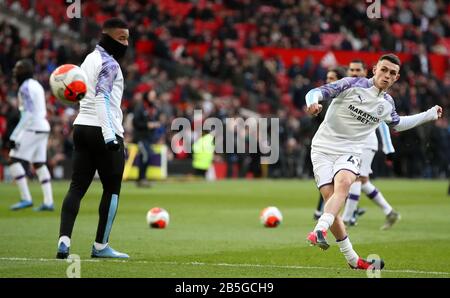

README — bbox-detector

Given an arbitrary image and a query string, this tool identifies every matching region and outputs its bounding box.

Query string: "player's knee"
[102,175,122,194]
[68,178,92,197]
[335,176,353,187]
[334,173,354,190]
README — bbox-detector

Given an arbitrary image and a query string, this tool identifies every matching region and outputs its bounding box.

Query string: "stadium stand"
[0,0,449,180]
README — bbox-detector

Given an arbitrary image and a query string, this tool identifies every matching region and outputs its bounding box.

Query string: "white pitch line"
[1,257,449,276]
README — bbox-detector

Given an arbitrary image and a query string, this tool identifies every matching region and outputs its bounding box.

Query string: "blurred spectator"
[132,91,161,187]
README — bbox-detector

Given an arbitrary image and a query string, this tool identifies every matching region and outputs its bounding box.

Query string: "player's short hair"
[350,59,366,69]
[378,54,401,67]
[328,66,346,80]
[102,18,128,30]
[16,59,33,73]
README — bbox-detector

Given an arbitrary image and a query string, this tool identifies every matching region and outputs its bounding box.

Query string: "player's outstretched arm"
[393,105,442,132]
[305,77,363,116]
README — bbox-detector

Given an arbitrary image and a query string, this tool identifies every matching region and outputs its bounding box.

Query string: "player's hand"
[106,139,120,151]
[434,105,443,119]
[307,103,323,116]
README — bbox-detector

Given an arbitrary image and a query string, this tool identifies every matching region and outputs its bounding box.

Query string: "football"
[260,206,283,228]
[49,64,87,104]
[146,207,170,228]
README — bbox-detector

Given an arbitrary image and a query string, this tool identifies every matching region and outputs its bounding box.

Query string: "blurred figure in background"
[192,129,215,179]
[8,59,54,211]
[132,90,161,187]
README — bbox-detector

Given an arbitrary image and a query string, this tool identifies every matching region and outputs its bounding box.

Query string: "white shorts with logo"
[9,130,49,163]
[311,150,361,189]
[360,148,376,177]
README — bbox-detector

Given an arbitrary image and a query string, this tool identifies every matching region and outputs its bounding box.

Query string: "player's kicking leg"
[308,170,356,250]
[308,171,384,270]
[307,153,384,270]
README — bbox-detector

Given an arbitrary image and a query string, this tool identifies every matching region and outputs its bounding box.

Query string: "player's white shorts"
[311,150,361,189]
[9,130,49,163]
[360,148,376,177]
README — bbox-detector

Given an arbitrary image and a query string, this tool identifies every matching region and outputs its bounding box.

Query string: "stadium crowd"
[0,0,449,180]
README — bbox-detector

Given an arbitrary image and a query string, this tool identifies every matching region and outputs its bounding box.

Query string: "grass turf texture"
[0,179,449,278]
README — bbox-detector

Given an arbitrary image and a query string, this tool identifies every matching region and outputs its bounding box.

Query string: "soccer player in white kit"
[305,54,442,270]
[8,59,54,211]
[341,60,400,229]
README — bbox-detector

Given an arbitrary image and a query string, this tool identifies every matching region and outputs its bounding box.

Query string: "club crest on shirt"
[377,104,384,116]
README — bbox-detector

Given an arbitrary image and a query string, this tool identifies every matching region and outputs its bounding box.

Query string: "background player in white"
[305,54,442,270]
[8,59,54,211]
[341,60,400,229]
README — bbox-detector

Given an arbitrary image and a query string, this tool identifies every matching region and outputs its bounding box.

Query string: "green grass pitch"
[0,179,449,278]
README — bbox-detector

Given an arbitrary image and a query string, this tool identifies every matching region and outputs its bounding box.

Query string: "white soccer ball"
[49,64,87,104]
[260,206,283,228]
[146,207,170,229]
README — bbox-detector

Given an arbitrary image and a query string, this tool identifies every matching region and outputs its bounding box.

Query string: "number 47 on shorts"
[347,155,361,169]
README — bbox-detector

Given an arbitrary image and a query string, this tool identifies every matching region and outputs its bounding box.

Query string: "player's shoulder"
[20,78,43,93]
[328,77,371,96]
[341,76,372,89]
[95,45,119,67]
[82,48,102,68]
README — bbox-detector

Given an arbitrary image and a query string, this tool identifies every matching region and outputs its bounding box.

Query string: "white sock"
[36,165,53,206]
[94,242,108,250]
[314,213,335,232]
[58,236,71,247]
[342,181,361,221]
[9,162,32,202]
[362,181,392,215]
[337,236,359,267]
